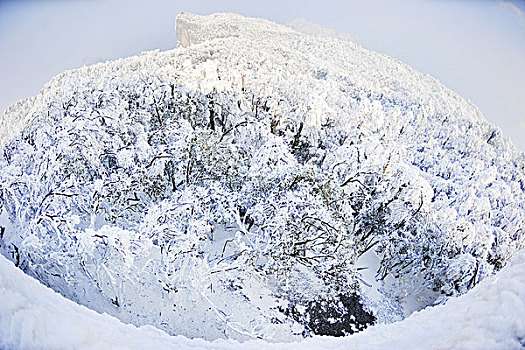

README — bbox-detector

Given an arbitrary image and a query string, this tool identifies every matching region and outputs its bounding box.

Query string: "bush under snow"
[0,12,524,343]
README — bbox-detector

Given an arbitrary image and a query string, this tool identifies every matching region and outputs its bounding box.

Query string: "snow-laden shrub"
[1,13,525,341]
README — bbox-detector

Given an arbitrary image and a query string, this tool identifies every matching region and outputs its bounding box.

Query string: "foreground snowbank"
[1,251,524,350]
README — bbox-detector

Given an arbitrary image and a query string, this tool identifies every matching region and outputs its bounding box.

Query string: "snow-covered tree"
[0,12,524,342]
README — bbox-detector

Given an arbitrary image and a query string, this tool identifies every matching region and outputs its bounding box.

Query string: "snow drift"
[0,11,524,347]
[1,251,524,349]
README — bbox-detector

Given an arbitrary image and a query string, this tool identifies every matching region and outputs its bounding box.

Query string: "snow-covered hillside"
[282,18,359,44]
[1,251,524,349]
[0,12,524,348]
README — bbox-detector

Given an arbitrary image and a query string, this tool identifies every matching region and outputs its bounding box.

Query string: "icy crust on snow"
[0,11,525,343]
[1,251,524,350]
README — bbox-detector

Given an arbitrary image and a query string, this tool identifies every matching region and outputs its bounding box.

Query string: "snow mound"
[1,250,524,349]
[0,11,524,346]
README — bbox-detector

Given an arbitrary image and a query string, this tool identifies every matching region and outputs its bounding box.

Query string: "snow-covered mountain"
[282,18,359,44]
[0,12,524,347]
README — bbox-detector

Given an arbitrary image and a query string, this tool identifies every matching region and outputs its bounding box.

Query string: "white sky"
[0,0,524,150]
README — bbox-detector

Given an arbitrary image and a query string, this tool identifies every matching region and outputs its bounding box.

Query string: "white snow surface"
[1,249,524,350]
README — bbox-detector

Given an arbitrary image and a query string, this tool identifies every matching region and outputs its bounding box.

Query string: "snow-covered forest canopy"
[0,12,524,349]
